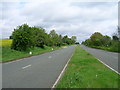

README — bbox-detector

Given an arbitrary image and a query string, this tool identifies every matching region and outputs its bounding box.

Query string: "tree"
[10,23,76,51]
[90,32,103,46]
[112,36,119,41]
[49,30,60,46]
[71,36,76,42]
[62,35,69,44]
[9,35,13,39]
[57,35,63,47]
[11,24,34,51]
[84,39,92,46]
[102,35,111,46]
[62,35,75,45]
[31,27,47,48]
[112,27,119,41]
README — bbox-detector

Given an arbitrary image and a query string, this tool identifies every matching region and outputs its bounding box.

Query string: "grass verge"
[1,38,74,63]
[56,45,119,88]
[1,46,61,63]
[90,45,120,53]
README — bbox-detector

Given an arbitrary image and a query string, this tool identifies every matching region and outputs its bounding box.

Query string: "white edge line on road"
[22,64,31,69]
[81,45,120,75]
[51,50,75,89]
[96,58,120,75]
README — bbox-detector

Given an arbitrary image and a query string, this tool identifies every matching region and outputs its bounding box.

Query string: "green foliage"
[57,45,119,88]
[62,35,75,45]
[49,30,60,46]
[11,24,34,51]
[109,41,120,52]
[112,36,119,41]
[82,32,120,53]
[90,32,103,46]
[71,36,77,42]
[31,27,47,48]
[2,46,60,62]
[11,24,77,51]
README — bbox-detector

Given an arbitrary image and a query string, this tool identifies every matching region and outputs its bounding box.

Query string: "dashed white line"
[48,56,52,59]
[22,64,31,69]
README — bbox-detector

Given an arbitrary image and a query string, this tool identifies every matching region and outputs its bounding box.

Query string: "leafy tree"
[71,36,76,42]
[11,24,33,51]
[62,35,69,44]
[62,35,75,45]
[49,30,60,46]
[90,32,103,46]
[57,35,63,47]
[31,27,47,48]
[9,35,13,39]
[112,36,119,41]
[112,28,119,41]
[84,39,92,46]
[102,35,111,46]
[11,24,76,51]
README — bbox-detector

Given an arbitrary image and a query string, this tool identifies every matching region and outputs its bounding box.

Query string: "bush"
[109,41,120,52]
[11,24,34,51]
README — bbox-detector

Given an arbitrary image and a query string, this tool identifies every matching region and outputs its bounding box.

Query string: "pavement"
[81,45,119,73]
[2,45,76,88]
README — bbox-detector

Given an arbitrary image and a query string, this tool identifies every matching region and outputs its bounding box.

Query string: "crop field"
[0,39,12,47]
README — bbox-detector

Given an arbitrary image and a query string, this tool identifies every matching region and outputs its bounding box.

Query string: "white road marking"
[52,49,75,88]
[22,64,31,69]
[48,56,52,59]
[96,58,120,75]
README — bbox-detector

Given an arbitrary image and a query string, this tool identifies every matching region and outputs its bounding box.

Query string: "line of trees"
[10,24,76,51]
[82,31,120,52]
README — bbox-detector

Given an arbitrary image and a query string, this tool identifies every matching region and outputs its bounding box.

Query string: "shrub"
[11,24,34,51]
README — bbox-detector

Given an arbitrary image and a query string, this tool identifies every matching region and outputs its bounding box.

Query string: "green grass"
[87,41,120,53]
[90,45,120,53]
[56,45,119,88]
[1,46,61,63]
[1,39,68,63]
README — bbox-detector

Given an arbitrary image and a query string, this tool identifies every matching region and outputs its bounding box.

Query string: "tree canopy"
[11,24,77,51]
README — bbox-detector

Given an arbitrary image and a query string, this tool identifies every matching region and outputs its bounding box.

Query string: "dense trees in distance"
[11,24,76,51]
[84,32,111,47]
[82,31,120,52]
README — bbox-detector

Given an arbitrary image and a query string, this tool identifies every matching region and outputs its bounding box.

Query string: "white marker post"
[29,51,32,55]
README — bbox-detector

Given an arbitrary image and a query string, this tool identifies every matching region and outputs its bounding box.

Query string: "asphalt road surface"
[2,45,76,88]
[81,45,119,73]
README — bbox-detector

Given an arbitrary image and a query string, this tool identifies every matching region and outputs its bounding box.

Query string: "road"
[81,45,119,73]
[2,45,76,88]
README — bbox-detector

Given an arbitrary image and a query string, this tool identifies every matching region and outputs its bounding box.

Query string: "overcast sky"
[1,0,118,42]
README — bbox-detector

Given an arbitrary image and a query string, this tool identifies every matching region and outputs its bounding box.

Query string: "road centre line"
[48,56,52,59]
[22,64,31,69]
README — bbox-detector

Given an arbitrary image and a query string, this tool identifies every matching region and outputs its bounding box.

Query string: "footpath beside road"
[2,45,76,88]
[81,45,119,73]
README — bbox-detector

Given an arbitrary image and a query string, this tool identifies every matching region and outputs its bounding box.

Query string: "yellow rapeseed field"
[0,39,12,47]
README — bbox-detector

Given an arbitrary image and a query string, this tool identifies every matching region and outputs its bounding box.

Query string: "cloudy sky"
[1,0,118,42]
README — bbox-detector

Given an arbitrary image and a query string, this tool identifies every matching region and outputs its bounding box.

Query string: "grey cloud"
[1,1,118,42]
